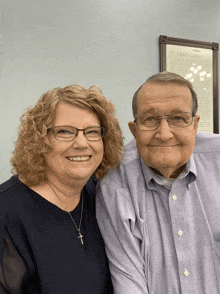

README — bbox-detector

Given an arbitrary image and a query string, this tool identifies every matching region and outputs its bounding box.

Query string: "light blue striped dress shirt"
[96,132,220,294]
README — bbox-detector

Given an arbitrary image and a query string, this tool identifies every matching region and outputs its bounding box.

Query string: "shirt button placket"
[169,185,194,293]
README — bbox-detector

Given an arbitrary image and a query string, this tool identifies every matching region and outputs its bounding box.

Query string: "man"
[96,71,220,294]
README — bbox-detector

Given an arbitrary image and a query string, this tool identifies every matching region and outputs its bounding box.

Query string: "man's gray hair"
[132,71,198,119]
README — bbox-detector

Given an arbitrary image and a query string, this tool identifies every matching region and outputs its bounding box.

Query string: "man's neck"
[151,164,186,179]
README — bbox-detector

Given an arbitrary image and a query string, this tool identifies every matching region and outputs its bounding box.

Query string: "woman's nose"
[72,131,89,148]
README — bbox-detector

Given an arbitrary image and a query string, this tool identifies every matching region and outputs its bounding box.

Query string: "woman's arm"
[0,228,27,294]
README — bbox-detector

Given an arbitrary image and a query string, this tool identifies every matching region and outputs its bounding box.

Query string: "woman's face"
[45,103,104,186]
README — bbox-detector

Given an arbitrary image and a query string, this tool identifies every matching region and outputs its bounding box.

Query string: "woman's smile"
[66,156,91,162]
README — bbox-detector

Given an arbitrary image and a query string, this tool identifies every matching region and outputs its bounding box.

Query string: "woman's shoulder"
[0,175,27,214]
[84,177,98,195]
[0,175,20,192]
[83,177,98,210]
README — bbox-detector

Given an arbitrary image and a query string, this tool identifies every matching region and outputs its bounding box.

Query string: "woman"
[0,84,123,293]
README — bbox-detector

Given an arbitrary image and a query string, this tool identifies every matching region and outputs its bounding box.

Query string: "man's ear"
[128,121,137,138]
[193,115,200,133]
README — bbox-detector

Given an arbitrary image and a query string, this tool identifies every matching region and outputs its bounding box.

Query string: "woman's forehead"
[54,103,100,126]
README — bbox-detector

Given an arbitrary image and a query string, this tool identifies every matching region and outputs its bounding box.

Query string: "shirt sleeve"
[96,183,149,294]
[0,223,27,294]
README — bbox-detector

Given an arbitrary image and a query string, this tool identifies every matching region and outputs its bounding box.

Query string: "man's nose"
[154,118,174,141]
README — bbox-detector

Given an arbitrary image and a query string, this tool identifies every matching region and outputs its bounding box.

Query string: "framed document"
[159,35,219,134]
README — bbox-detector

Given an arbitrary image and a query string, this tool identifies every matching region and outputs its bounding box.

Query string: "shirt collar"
[140,153,197,190]
[184,153,197,184]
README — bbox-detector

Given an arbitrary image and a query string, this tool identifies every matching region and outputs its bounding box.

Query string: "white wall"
[1,0,220,183]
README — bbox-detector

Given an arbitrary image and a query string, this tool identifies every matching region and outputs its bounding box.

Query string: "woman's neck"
[29,174,85,212]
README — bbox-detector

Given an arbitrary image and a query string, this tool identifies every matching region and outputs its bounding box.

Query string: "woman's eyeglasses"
[48,126,104,141]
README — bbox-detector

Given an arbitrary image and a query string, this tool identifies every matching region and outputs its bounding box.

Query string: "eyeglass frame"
[134,112,196,131]
[47,126,105,141]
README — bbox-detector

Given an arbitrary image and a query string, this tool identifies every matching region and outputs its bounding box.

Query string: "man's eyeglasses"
[134,112,195,131]
[48,126,104,141]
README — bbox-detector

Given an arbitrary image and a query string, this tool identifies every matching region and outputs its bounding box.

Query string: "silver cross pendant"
[78,232,84,245]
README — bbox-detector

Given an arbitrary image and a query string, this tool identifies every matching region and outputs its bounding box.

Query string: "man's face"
[128,82,200,178]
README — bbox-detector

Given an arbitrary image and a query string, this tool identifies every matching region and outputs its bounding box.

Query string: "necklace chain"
[47,181,84,245]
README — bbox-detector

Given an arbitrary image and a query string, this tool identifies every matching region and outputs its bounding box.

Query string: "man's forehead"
[139,82,191,97]
[137,82,193,115]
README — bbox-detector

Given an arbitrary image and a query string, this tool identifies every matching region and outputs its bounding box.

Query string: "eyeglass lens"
[53,126,103,141]
[137,113,193,130]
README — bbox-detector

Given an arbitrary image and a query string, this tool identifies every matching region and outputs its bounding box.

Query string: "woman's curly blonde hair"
[11,84,124,187]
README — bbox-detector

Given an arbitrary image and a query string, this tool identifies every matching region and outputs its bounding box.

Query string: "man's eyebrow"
[139,109,156,116]
[139,109,189,117]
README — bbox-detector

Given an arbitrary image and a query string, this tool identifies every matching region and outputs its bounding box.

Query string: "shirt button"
[172,194,177,201]
[188,184,190,189]
[184,269,189,277]
[178,229,183,236]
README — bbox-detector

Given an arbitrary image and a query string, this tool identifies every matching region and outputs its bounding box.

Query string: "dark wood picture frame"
[159,35,219,134]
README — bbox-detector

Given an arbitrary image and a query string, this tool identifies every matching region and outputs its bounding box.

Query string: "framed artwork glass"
[160,35,219,133]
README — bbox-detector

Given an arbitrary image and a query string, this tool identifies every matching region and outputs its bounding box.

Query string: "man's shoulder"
[123,138,139,163]
[100,139,139,186]
[194,132,220,153]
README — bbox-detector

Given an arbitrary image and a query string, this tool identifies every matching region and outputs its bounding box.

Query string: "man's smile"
[148,144,180,147]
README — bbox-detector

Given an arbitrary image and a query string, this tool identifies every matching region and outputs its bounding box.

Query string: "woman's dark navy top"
[0,176,113,294]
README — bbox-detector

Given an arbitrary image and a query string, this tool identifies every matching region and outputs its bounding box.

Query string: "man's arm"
[96,184,148,294]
